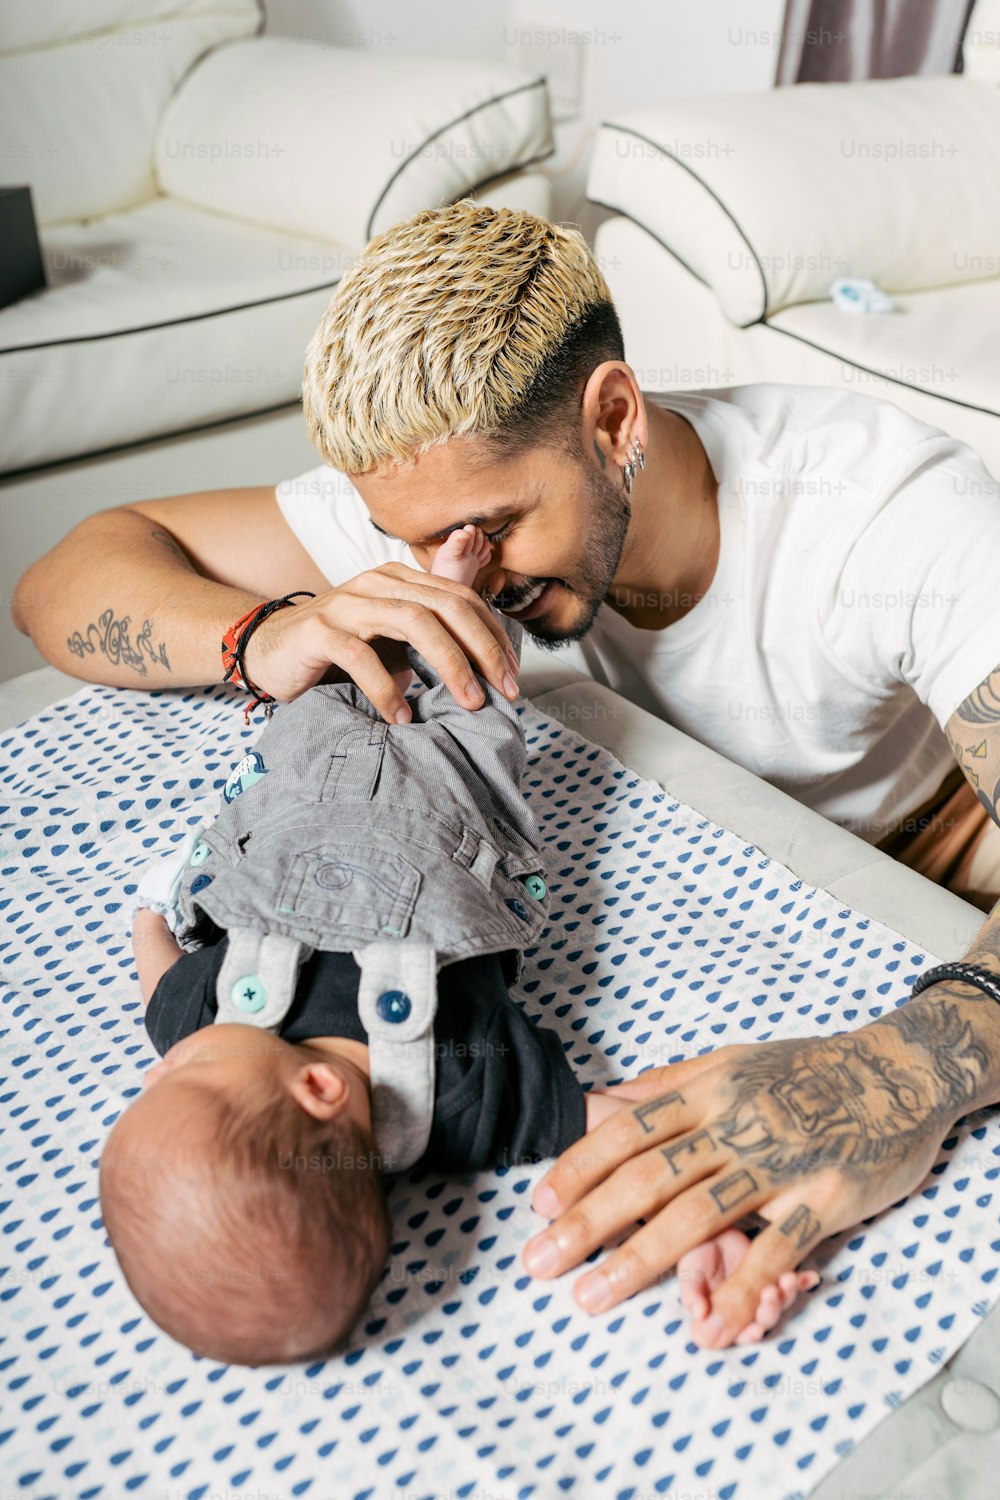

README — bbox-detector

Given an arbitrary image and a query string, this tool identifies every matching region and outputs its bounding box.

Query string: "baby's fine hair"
[100,1079,391,1366]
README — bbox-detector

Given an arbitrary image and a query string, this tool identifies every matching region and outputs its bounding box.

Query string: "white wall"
[262,0,786,228]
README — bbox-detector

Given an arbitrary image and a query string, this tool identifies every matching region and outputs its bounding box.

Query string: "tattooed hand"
[523,997,990,1347]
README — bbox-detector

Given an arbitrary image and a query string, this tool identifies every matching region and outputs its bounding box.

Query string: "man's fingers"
[530,1079,702,1220]
[316,630,414,725]
[525,1121,730,1288]
[349,596,514,712]
[531,1052,747,1219]
[566,1171,768,1315]
[364,565,519,693]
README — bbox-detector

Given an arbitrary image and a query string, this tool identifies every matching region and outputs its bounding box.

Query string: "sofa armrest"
[155,38,553,248]
[586,75,1000,325]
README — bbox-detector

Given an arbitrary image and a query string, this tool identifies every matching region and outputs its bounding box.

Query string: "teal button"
[231,975,267,1014]
[523,873,547,901]
[190,841,211,867]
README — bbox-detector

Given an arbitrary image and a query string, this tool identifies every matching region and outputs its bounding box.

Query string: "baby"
[100,526,816,1367]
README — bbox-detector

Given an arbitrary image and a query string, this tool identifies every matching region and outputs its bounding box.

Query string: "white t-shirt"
[275,383,1000,844]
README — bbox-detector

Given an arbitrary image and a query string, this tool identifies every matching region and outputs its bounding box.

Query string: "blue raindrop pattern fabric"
[1,682,998,1500]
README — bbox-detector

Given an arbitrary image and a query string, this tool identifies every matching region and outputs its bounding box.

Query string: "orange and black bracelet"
[221,591,316,726]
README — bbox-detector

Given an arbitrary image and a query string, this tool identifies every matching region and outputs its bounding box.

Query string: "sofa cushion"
[0,197,351,472]
[763,276,1000,422]
[0,0,260,226]
[586,76,1000,326]
[155,38,552,244]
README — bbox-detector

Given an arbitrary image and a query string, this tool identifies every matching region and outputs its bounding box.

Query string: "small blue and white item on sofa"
[829,276,896,314]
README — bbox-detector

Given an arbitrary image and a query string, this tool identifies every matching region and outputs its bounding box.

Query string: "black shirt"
[145,924,585,1172]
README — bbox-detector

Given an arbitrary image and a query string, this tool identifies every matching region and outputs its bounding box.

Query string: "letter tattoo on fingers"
[710,1169,759,1213]
[778,1203,823,1250]
[659,1128,716,1176]
[632,1090,685,1134]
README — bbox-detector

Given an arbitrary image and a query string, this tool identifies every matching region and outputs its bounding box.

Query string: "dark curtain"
[776,0,978,83]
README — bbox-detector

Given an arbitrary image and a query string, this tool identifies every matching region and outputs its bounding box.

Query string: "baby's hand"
[677,1228,820,1347]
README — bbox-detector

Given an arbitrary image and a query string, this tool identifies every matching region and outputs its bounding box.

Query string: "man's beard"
[489,462,631,650]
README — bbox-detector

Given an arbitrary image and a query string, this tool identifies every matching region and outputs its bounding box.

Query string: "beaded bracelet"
[221,591,316,726]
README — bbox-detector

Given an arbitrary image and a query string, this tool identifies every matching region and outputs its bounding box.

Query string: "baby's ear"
[288,1060,352,1122]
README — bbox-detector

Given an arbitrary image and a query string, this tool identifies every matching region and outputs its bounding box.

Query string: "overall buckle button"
[376,989,412,1024]
[231,975,267,1013]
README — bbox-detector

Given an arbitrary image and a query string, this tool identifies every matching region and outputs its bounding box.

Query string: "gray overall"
[149,611,551,1172]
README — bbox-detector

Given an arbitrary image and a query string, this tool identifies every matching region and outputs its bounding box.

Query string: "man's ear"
[582,361,644,468]
[287,1061,352,1122]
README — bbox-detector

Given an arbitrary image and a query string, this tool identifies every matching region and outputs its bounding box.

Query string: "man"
[13,201,1000,1349]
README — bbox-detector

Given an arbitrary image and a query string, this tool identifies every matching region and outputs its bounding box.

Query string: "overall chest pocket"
[277,844,421,939]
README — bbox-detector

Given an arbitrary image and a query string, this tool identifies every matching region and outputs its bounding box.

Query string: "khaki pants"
[877,766,1000,915]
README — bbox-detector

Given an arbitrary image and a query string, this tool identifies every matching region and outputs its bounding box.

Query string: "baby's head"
[99,1024,390,1365]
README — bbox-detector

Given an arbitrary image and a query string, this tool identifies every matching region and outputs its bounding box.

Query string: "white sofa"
[0,0,553,476]
[585,5,1000,476]
[0,0,554,681]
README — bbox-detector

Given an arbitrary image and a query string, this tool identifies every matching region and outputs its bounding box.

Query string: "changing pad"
[2,682,999,1500]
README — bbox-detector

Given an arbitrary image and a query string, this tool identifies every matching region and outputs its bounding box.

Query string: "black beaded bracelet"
[909,961,1000,1008]
[224,591,316,725]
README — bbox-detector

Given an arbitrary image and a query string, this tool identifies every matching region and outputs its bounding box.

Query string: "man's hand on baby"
[570,1078,821,1348]
[239,524,516,726]
[525,1027,947,1349]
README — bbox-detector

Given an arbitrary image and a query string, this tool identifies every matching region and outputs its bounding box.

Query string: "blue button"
[189,841,211,867]
[376,989,411,1024]
[523,874,546,901]
[190,873,213,894]
[506,898,530,922]
[231,975,267,1013]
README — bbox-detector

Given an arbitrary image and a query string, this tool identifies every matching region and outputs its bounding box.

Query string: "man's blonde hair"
[302,199,621,475]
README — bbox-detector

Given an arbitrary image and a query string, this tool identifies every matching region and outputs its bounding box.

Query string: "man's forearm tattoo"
[65,524,194,676]
[947,671,1000,818]
[878,997,988,1114]
[953,675,1000,727]
[68,608,171,676]
[632,1090,685,1133]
